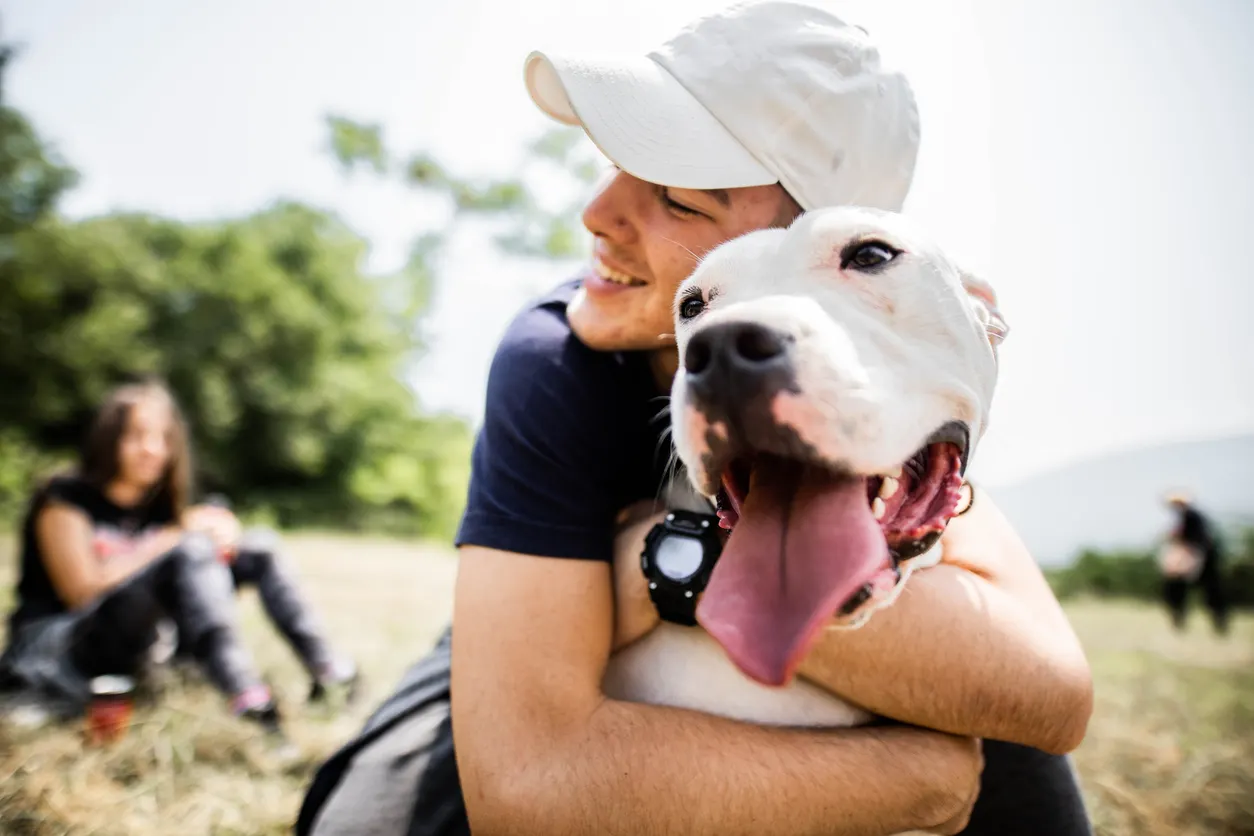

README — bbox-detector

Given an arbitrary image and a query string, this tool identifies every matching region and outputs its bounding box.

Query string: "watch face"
[654,535,705,582]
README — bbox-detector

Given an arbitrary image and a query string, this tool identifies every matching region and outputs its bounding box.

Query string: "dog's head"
[670,207,1005,686]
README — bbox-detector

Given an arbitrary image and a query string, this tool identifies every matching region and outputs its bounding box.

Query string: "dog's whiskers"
[661,237,703,264]
[650,398,691,507]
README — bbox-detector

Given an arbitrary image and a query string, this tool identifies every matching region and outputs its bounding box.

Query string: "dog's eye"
[842,241,900,271]
[679,293,706,320]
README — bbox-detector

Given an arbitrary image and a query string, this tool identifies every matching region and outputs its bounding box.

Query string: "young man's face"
[569,167,800,354]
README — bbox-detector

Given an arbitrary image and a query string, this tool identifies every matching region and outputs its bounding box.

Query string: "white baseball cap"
[524,1,920,212]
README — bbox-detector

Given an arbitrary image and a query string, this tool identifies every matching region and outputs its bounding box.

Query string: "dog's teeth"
[871,497,886,520]
[879,477,899,499]
[886,466,903,479]
[839,583,874,616]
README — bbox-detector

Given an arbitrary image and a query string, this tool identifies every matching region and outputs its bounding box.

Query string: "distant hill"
[982,434,1254,566]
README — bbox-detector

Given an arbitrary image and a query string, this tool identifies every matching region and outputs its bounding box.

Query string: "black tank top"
[9,474,174,632]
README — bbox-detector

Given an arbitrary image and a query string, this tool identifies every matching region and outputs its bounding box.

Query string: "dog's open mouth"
[695,423,968,687]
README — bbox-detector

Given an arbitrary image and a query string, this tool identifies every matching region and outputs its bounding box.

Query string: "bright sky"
[8,0,1254,485]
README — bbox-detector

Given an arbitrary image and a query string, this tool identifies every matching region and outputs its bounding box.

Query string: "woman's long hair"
[79,379,193,521]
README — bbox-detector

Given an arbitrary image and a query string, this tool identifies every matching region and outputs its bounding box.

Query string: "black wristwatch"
[639,510,723,626]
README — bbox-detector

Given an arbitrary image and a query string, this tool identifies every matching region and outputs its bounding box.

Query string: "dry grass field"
[0,534,1250,835]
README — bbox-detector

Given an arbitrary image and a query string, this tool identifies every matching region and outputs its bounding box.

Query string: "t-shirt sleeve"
[454,305,631,561]
[38,476,96,517]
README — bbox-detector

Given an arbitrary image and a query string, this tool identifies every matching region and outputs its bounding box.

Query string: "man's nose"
[581,169,641,245]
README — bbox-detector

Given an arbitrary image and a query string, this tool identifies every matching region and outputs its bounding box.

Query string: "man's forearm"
[796,566,1091,753]
[610,500,1090,755]
[467,698,973,836]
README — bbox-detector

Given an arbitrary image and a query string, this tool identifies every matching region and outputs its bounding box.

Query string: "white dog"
[603,207,1006,730]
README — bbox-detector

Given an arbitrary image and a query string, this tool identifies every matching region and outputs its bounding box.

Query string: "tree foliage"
[0,45,78,237]
[0,45,598,536]
[323,112,601,259]
[326,115,388,176]
[1,203,474,534]
[0,64,478,536]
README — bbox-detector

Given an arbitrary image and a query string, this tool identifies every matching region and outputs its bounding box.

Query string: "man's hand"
[453,545,993,836]
[603,501,985,832]
[921,737,982,835]
[608,488,1092,754]
[607,505,985,832]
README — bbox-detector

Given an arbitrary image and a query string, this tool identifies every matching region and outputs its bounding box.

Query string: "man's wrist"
[612,510,667,651]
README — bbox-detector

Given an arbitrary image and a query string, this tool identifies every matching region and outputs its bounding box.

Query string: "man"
[298,4,1094,834]
[1163,491,1230,635]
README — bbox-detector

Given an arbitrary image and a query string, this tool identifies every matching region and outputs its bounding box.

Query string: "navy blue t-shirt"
[455,280,673,560]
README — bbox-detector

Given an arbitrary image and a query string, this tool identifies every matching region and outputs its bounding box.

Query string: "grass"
[0,534,458,836]
[1,537,1251,835]
[1064,600,1254,836]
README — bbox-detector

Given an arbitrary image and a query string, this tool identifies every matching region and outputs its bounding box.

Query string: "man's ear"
[959,268,1009,349]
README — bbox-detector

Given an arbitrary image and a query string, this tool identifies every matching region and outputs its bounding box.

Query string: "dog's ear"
[959,269,1009,350]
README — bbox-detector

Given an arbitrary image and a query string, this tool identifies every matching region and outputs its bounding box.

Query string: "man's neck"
[649,348,680,393]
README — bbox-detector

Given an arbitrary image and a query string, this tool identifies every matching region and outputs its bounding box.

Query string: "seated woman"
[0,379,357,729]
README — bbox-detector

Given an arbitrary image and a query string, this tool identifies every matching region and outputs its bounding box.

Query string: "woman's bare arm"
[36,504,182,610]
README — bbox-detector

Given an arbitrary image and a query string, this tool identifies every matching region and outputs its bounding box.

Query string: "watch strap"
[649,582,699,626]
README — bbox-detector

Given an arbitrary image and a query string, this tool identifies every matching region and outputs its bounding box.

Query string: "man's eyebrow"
[701,188,732,208]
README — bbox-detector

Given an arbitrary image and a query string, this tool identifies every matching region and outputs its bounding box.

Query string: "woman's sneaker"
[232,684,283,735]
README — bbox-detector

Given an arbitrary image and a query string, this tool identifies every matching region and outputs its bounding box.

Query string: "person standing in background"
[1161,491,1230,636]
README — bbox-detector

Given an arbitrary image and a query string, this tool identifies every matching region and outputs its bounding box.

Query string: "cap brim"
[525,51,776,191]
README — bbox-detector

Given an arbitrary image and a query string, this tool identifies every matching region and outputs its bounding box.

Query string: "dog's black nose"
[684,322,788,375]
[684,322,793,410]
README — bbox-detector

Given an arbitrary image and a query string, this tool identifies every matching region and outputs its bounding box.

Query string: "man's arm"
[795,490,1093,754]
[611,492,1092,754]
[453,546,982,836]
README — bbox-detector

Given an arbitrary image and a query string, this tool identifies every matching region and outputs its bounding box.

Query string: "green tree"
[0,47,600,536]
[1,201,472,536]
[0,44,85,517]
[0,46,478,535]
[323,113,601,260]
[0,45,79,236]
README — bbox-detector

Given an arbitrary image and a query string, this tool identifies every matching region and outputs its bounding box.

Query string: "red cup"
[87,675,135,744]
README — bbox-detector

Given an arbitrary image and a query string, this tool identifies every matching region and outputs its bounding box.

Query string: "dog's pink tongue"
[696,458,887,687]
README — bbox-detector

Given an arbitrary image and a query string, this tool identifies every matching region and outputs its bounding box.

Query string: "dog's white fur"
[603,207,1001,730]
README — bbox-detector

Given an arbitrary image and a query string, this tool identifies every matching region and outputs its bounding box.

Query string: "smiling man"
[298,4,1094,835]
